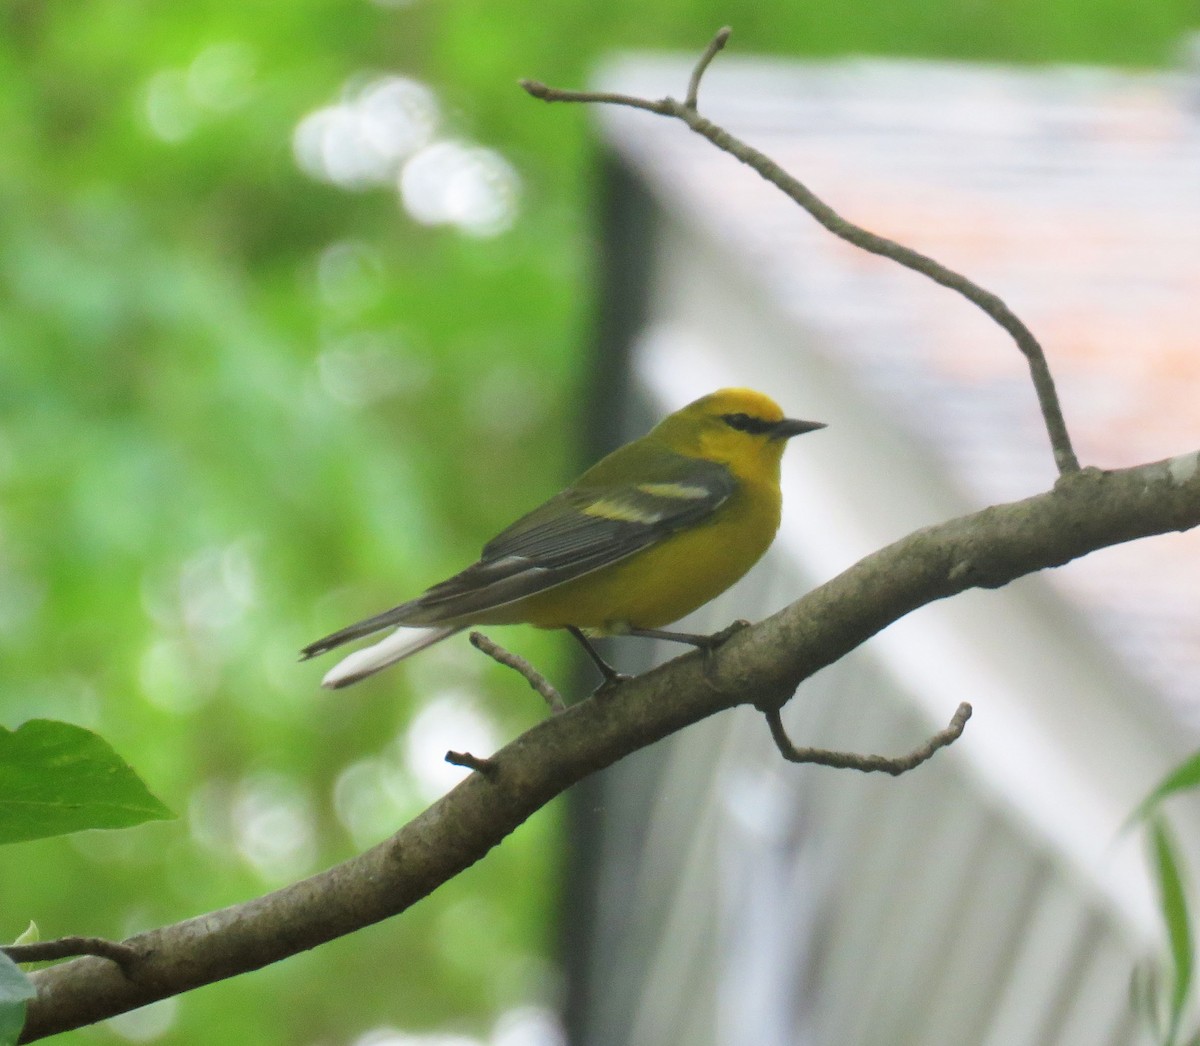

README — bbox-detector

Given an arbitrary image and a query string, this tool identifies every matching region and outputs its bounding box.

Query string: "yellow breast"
[491,473,782,631]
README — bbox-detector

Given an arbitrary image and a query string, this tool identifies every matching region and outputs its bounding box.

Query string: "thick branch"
[522,29,1081,475]
[21,451,1200,1040]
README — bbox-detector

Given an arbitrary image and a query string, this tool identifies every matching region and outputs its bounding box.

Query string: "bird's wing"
[406,446,736,623]
[301,447,734,658]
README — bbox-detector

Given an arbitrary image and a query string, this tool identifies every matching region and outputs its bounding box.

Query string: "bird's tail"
[301,601,425,661]
[318,626,460,689]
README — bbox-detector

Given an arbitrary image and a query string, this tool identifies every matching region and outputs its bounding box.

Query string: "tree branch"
[444,750,499,776]
[469,631,566,713]
[522,28,1081,476]
[685,25,731,109]
[763,702,972,774]
[2,937,139,973]
[21,451,1200,1040]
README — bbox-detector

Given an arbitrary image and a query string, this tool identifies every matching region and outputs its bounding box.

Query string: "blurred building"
[564,52,1200,1046]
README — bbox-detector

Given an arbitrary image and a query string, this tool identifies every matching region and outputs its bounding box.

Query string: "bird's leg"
[627,626,714,649]
[566,626,631,689]
[629,620,751,689]
[627,619,751,652]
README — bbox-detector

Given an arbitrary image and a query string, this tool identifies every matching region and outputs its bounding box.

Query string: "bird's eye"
[721,412,770,434]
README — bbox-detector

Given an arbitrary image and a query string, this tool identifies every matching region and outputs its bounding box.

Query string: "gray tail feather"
[301,601,423,660]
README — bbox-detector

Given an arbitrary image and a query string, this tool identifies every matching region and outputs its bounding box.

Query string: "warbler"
[303,388,825,688]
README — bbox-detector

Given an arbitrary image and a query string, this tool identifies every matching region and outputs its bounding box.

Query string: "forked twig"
[763,702,973,775]
[446,632,568,777]
[522,28,1080,475]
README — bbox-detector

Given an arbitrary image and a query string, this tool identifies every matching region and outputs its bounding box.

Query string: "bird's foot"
[701,618,751,650]
[591,669,634,699]
[690,620,750,687]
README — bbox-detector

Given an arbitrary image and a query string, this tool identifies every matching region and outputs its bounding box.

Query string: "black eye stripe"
[721,412,775,435]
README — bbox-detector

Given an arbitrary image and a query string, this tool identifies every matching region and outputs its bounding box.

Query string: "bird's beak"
[771,418,827,440]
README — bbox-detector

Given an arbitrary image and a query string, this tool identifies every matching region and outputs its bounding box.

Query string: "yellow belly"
[480,480,781,632]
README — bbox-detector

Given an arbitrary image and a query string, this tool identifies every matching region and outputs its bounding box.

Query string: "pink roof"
[599,56,1200,725]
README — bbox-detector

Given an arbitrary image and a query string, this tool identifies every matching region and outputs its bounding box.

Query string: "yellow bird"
[303,388,825,688]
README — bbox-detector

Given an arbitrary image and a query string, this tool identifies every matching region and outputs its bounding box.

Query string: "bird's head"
[652,388,826,471]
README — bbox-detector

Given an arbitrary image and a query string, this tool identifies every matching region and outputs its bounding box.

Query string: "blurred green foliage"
[0,720,170,843]
[0,0,1194,1042]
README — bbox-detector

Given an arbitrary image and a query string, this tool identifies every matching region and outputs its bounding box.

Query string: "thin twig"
[3,936,140,973]
[763,702,972,775]
[469,631,566,713]
[521,28,1080,476]
[685,25,731,109]
[520,80,665,115]
[445,750,499,776]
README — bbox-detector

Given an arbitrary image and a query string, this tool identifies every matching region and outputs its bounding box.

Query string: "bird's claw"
[699,618,751,651]
[592,671,634,698]
[695,619,750,687]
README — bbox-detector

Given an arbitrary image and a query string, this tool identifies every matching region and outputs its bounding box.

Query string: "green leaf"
[0,720,172,845]
[1151,817,1193,1046]
[1129,751,1200,828]
[9,925,36,948]
[0,952,34,1045]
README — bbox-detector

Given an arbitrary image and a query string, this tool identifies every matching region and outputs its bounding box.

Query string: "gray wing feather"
[412,455,735,621]
[302,451,734,656]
